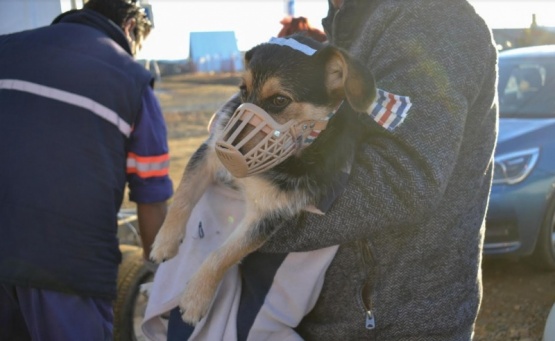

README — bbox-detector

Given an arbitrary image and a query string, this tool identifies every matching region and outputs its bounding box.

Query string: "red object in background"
[278,16,327,42]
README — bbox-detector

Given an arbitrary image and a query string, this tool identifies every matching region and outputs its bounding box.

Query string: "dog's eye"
[271,95,290,108]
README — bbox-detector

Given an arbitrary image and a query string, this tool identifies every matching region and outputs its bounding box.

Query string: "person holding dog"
[143,0,497,340]
[0,0,173,340]
[235,0,499,340]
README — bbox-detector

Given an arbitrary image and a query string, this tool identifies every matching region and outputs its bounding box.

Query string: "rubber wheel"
[114,244,154,341]
[529,199,555,271]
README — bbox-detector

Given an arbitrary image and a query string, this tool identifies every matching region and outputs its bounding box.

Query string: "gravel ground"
[138,72,555,341]
[476,258,554,340]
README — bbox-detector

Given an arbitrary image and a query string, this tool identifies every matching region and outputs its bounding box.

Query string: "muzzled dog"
[150,34,377,325]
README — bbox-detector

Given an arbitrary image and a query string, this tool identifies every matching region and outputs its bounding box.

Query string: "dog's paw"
[178,274,218,325]
[149,229,183,263]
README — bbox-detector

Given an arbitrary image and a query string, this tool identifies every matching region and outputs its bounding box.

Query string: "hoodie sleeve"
[261,0,498,252]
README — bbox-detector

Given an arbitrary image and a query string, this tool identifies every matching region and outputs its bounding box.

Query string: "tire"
[114,244,154,341]
[529,199,555,271]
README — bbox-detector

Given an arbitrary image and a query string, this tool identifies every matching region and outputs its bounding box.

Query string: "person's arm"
[137,201,167,259]
[261,2,498,252]
[127,86,174,258]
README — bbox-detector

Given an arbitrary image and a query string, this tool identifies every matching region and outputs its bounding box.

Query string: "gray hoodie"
[261,0,499,340]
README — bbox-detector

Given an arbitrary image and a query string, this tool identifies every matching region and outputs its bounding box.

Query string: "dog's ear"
[316,45,376,112]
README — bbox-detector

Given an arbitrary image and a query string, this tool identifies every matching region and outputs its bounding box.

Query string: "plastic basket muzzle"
[216,103,332,178]
[215,103,299,178]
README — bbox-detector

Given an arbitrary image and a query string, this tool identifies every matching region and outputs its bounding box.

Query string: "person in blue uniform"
[0,0,173,340]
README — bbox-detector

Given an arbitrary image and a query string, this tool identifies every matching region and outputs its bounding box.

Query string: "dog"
[149,34,377,325]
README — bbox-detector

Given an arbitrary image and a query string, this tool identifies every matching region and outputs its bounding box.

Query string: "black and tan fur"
[150,35,376,325]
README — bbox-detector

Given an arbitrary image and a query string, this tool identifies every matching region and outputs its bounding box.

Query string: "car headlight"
[493,148,540,185]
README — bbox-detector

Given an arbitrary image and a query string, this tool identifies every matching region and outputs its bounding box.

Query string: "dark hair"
[84,0,151,38]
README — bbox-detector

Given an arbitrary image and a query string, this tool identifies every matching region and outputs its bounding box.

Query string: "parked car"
[484,45,555,270]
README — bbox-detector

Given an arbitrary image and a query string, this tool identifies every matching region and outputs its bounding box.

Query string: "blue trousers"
[0,284,113,341]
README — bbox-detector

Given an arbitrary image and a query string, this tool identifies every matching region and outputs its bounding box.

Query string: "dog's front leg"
[150,143,219,262]
[178,207,283,325]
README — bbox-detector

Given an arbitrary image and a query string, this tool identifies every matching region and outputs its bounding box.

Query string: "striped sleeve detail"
[126,152,170,178]
[367,89,412,131]
[0,79,132,136]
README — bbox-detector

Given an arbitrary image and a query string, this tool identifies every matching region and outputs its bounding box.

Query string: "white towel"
[141,183,338,341]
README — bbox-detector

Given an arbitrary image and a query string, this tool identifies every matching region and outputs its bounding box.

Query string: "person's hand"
[137,201,168,259]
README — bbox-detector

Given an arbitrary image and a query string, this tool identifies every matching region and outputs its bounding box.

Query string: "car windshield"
[498,58,555,118]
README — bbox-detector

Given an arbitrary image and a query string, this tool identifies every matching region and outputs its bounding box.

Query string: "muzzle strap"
[300,100,344,146]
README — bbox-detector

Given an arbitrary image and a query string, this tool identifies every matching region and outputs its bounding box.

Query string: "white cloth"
[142,183,338,341]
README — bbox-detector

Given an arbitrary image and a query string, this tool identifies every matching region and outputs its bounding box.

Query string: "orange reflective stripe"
[127,167,169,178]
[127,152,169,163]
[126,152,170,178]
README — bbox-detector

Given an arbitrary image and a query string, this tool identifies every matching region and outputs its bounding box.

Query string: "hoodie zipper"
[365,308,376,330]
[356,278,376,331]
[355,239,377,330]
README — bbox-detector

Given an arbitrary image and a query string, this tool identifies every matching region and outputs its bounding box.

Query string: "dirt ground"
[140,72,555,341]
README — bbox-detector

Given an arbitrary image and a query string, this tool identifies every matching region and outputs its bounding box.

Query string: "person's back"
[0,6,151,301]
[0,2,172,340]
